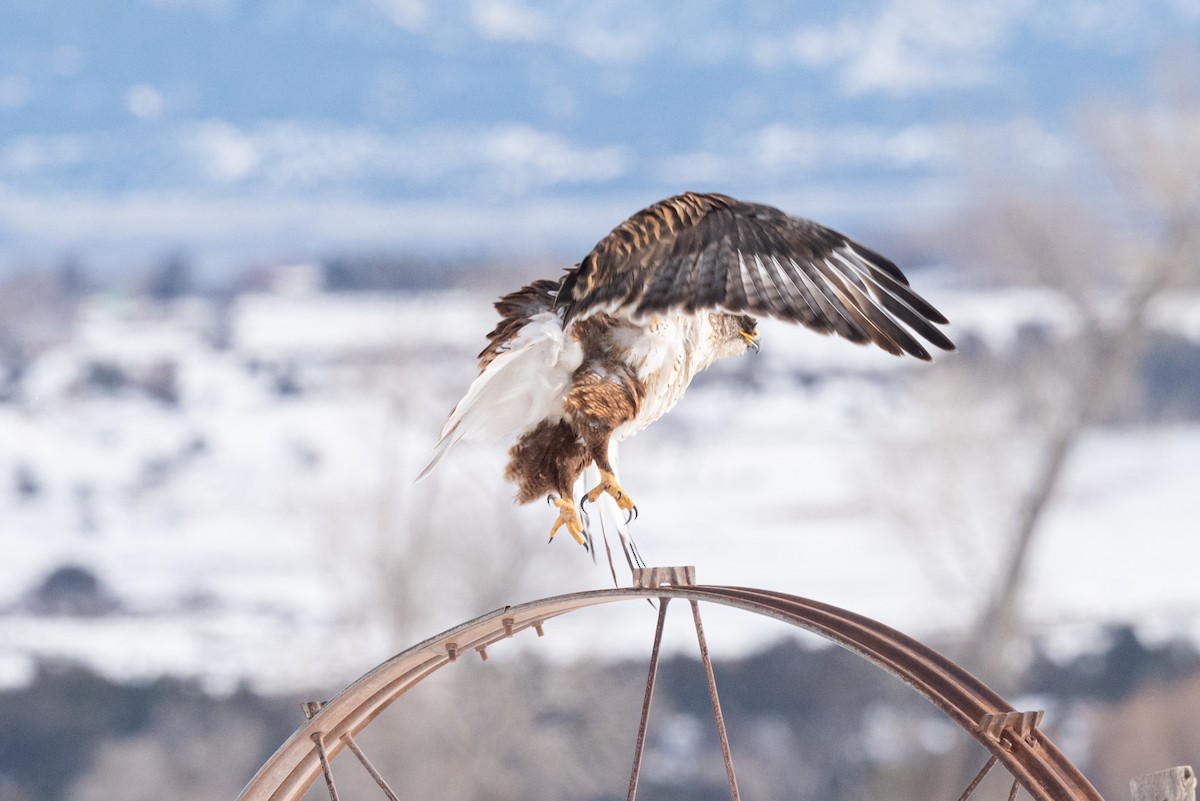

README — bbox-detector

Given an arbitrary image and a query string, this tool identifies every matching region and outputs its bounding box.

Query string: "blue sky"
[1,0,1198,275]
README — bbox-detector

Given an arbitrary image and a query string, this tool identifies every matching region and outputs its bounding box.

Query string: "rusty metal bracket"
[977,710,1045,749]
[300,701,325,720]
[632,565,696,588]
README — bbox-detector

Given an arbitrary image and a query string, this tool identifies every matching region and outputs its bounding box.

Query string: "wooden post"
[1131,767,1196,801]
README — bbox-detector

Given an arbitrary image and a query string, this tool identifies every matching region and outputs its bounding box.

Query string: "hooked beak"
[740,331,761,353]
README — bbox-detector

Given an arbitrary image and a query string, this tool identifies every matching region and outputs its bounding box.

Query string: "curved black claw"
[624,505,639,525]
[579,502,592,528]
[547,493,558,506]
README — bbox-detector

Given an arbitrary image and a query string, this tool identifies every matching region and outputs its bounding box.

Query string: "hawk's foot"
[582,471,638,523]
[547,496,587,547]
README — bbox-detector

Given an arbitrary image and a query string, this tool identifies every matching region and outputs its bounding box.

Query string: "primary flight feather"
[421,192,955,562]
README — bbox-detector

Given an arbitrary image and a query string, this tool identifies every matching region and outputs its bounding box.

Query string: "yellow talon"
[584,471,637,513]
[548,497,587,546]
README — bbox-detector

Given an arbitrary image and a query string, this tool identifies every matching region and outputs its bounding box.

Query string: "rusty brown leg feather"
[562,360,647,531]
[505,421,595,547]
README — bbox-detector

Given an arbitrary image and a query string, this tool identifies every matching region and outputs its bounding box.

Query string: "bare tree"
[967,93,1200,681]
[868,70,1200,801]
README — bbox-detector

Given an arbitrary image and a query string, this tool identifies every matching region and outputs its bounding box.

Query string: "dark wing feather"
[478,278,559,369]
[557,192,954,360]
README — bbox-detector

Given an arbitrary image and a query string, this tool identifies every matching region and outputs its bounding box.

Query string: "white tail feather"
[579,443,643,586]
[417,312,580,481]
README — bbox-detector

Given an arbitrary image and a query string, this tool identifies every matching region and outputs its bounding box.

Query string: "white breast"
[612,312,719,440]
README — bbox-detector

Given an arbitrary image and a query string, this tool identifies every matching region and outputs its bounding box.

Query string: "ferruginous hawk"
[420,192,954,566]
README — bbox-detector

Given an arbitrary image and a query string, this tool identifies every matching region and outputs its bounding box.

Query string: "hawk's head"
[737,315,761,354]
[711,313,760,358]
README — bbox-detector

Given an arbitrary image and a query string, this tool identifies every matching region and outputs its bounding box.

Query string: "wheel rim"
[237,581,1105,801]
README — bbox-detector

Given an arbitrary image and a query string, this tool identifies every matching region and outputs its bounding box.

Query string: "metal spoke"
[626,597,670,801]
[1007,777,1021,801]
[956,755,999,801]
[690,600,740,801]
[343,732,402,801]
[240,575,1102,801]
[311,732,341,801]
[300,703,343,801]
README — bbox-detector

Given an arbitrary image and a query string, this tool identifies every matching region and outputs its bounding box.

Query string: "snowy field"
[2,283,1198,693]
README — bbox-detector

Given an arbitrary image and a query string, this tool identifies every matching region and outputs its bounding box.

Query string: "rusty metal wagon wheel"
[237,567,1105,801]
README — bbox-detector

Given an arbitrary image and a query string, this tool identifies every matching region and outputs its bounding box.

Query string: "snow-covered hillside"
[2,283,1198,692]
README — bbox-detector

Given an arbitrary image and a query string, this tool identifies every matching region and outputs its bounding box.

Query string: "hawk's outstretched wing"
[478,278,560,369]
[556,192,954,360]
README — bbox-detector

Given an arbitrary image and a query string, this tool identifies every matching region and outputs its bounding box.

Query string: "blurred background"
[3,1,1200,800]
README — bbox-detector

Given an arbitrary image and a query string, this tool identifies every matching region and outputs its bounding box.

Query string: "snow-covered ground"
[1,284,1198,692]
